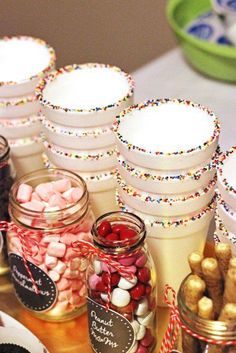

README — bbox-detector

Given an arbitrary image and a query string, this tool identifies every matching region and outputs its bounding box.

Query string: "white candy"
[48,270,60,282]
[118,276,137,290]
[93,259,102,274]
[54,260,66,274]
[137,311,154,327]
[130,320,140,336]
[129,340,138,353]
[111,288,130,308]
[135,298,148,316]
[100,293,108,302]
[136,324,146,340]
[45,253,58,269]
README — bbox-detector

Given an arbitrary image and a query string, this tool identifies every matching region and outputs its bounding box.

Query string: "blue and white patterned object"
[213,0,236,13]
[186,10,233,45]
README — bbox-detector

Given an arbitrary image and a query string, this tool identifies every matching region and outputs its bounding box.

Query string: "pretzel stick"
[188,251,203,277]
[201,258,223,317]
[229,257,236,270]
[215,243,232,279]
[219,304,236,353]
[181,275,205,353]
[223,269,236,304]
[198,297,221,353]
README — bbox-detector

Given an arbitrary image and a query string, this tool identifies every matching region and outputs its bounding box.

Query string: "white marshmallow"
[48,270,60,282]
[93,259,102,274]
[45,253,58,269]
[54,260,66,274]
[135,298,149,316]
[111,288,130,308]
[136,324,146,340]
[118,276,137,290]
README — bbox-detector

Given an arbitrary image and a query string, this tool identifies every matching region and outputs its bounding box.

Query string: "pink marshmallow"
[69,294,81,306]
[47,242,66,258]
[63,247,78,261]
[53,179,71,193]
[48,270,60,282]
[70,279,83,291]
[57,278,70,291]
[63,268,79,279]
[31,192,41,201]
[35,183,54,202]
[54,260,66,274]
[58,289,72,302]
[101,262,117,273]
[71,187,83,203]
[60,233,80,246]
[21,200,45,212]
[42,235,60,243]
[62,188,74,203]
[49,192,67,209]
[45,253,58,268]
[17,183,33,203]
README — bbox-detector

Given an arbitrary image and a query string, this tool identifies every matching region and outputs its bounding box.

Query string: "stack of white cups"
[114,98,220,304]
[0,36,56,176]
[215,147,236,254]
[36,64,134,217]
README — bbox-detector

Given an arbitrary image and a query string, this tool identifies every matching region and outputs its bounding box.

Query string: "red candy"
[98,221,112,237]
[116,300,138,314]
[105,232,119,241]
[95,281,108,292]
[102,272,120,286]
[137,267,150,283]
[136,345,148,353]
[140,329,155,347]
[129,283,146,300]
[112,224,127,235]
[120,228,137,240]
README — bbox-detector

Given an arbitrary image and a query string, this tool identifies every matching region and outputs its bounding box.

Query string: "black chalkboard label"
[9,253,57,312]
[87,297,135,353]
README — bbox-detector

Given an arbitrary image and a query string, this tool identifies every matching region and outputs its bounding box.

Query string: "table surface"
[0,47,231,352]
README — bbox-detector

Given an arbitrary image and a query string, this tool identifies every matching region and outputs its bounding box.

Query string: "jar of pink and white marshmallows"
[87,211,157,353]
[8,168,95,321]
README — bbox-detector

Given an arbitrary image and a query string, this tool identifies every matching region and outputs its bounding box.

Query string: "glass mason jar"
[8,168,95,321]
[0,136,15,276]
[86,211,157,353]
[177,274,236,352]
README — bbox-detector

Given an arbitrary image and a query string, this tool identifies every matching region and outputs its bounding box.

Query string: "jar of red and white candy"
[87,211,157,353]
[8,168,95,321]
[0,136,15,276]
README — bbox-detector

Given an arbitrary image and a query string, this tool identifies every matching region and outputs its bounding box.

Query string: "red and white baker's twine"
[0,221,136,310]
[159,285,236,353]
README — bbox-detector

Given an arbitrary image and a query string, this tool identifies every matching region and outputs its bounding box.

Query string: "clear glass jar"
[8,168,95,321]
[177,274,236,352]
[0,136,15,276]
[86,211,157,353]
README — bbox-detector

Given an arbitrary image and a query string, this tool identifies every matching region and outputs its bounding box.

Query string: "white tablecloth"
[133,48,236,151]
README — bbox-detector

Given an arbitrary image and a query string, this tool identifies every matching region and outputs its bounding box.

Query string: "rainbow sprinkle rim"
[116,191,216,228]
[0,115,39,128]
[9,135,41,147]
[41,116,113,138]
[113,98,220,157]
[217,146,236,195]
[0,36,56,86]
[36,63,134,114]
[0,94,38,108]
[44,140,117,161]
[117,147,219,182]
[116,172,216,204]
[42,153,116,183]
[217,192,236,218]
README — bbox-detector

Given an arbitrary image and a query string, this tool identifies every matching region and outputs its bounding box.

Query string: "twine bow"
[159,285,236,353]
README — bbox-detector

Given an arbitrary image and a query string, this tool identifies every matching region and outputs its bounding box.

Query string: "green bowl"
[167,0,236,82]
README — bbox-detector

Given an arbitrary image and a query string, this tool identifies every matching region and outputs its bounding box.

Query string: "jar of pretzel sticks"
[86,211,157,353]
[7,168,95,321]
[176,243,236,353]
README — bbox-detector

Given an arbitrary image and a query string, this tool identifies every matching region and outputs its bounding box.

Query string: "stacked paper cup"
[0,36,56,176]
[114,98,220,304]
[36,63,134,217]
[215,147,236,254]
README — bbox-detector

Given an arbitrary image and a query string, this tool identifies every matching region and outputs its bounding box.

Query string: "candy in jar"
[86,211,157,353]
[7,168,95,321]
[0,136,15,276]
